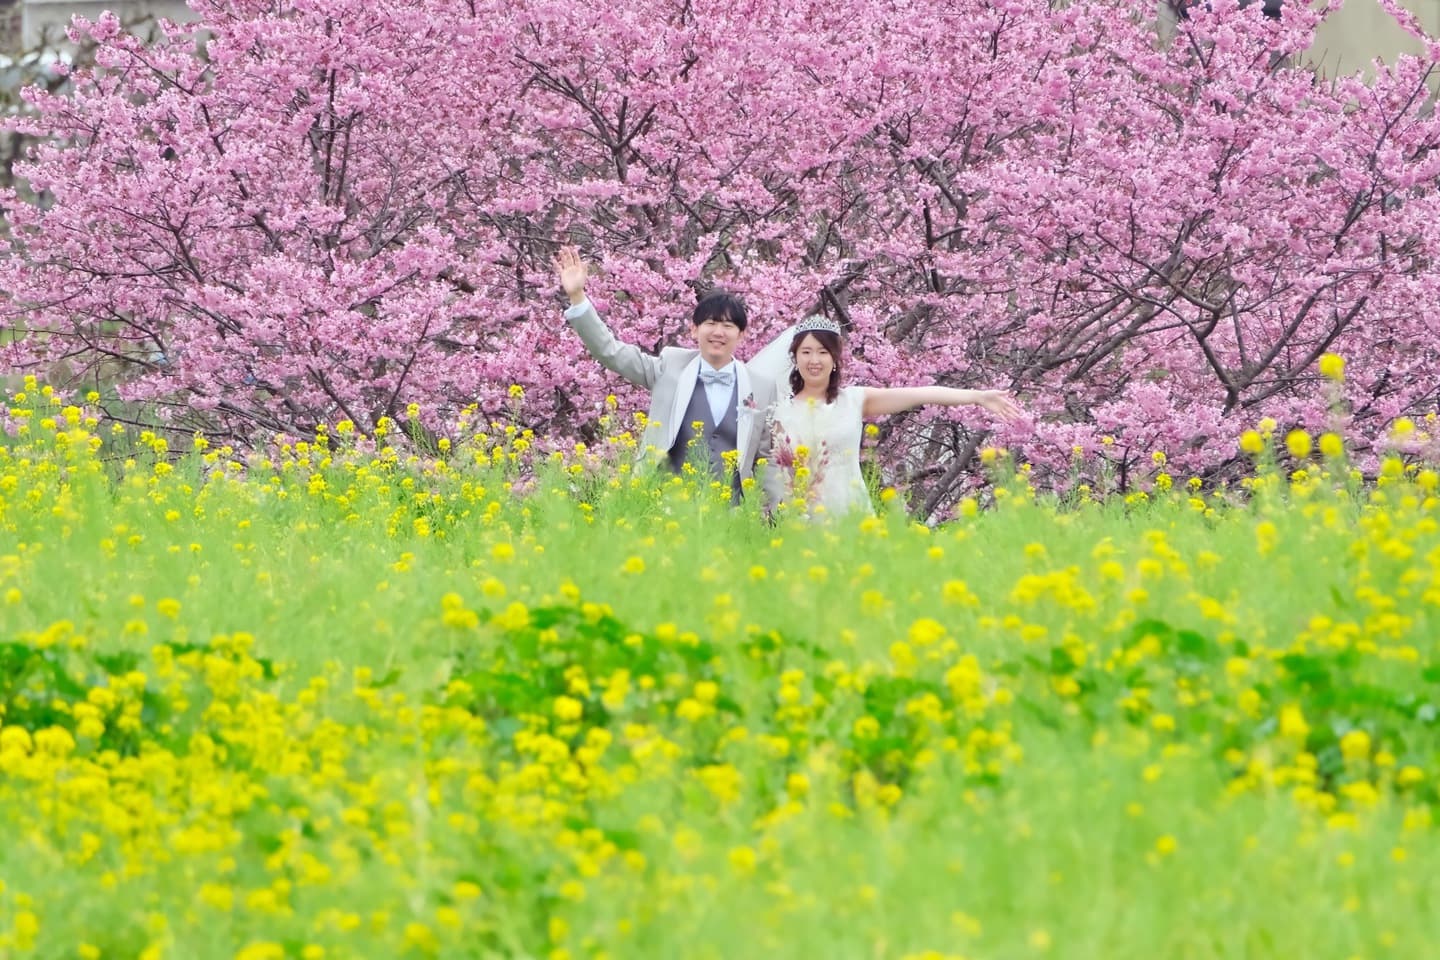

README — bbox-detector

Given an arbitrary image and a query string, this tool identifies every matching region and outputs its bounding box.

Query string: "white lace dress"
[763,387,874,518]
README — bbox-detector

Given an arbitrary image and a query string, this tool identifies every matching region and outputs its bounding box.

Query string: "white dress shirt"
[699,360,737,424]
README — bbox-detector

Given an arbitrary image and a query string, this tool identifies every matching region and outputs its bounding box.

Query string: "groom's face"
[694,317,743,368]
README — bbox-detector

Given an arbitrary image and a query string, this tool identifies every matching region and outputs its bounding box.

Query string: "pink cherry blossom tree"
[3,0,1440,516]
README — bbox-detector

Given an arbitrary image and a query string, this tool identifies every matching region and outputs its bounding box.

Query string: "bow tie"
[699,367,734,387]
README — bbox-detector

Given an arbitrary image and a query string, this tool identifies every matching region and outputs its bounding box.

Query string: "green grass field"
[2,384,1438,959]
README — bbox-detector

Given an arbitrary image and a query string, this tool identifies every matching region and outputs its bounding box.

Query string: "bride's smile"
[794,336,835,396]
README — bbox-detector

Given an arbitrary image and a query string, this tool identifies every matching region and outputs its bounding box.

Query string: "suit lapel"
[667,354,702,450]
[734,361,754,462]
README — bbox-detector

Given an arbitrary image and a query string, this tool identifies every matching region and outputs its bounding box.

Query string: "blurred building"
[1311,0,1440,76]
[1161,0,1440,77]
[4,0,1440,73]
[13,0,190,49]
[1,0,21,51]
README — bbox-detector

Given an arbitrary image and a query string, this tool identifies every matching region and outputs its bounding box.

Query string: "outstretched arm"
[862,386,1023,421]
[555,246,662,390]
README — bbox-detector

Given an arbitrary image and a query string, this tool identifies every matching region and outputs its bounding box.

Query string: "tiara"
[795,315,842,336]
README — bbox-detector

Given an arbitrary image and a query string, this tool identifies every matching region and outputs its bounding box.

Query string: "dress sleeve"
[845,386,867,414]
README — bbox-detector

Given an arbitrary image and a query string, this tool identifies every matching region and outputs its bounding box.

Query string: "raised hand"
[554,245,589,305]
[977,390,1024,422]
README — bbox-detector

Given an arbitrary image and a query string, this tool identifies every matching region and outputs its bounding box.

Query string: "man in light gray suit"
[555,246,778,495]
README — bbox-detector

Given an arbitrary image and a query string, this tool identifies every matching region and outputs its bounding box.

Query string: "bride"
[757,315,1023,518]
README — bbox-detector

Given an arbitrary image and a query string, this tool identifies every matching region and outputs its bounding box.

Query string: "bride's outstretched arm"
[862,386,1023,421]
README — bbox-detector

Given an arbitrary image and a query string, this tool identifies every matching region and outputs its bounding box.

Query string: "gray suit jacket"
[565,299,778,479]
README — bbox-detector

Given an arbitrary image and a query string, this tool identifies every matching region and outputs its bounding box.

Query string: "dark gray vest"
[668,375,739,480]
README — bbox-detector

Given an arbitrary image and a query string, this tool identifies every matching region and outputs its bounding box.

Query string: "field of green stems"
[2,379,1439,959]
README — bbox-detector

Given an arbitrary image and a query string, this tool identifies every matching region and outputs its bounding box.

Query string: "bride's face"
[794,335,834,390]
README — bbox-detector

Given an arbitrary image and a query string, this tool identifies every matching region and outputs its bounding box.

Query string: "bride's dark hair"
[788,329,843,403]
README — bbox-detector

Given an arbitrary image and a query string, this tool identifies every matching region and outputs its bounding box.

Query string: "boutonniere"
[740,394,758,415]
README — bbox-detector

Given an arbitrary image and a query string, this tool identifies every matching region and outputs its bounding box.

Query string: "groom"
[555,246,777,494]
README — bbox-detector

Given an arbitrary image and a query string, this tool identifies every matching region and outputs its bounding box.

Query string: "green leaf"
[1049,646,1077,675]
[1277,653,1332,689]
[93,651,142,675]
[1176,630,1218,661]
[1129,618,1176,646]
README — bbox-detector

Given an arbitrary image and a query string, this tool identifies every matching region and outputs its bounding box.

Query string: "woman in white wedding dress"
[756,315,1023,519]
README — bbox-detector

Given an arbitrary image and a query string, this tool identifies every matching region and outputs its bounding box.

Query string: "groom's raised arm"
[555,245,661,390]
[563,299,662,390]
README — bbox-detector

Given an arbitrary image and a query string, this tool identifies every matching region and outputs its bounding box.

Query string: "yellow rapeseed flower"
[234,944,286,960]
[1279,704,1310,740]
[1285,430,1312,459]
[1340,729,1371,762]
[728,845,758,874]
[1397,766,1425,788]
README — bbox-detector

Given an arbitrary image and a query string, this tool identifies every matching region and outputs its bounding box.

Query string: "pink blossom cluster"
[4,0,1440,514]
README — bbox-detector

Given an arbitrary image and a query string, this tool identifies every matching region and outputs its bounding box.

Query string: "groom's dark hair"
[692,289,748,331]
